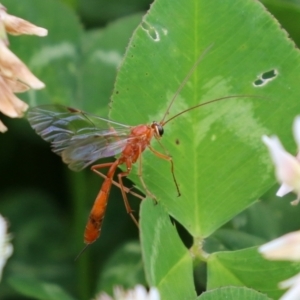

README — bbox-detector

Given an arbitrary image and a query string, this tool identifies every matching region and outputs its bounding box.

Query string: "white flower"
[0,5,47,37]
[259,232,300,300]
[262,116,300,205]
[259,230,300,261]
[0,74,29,132]
[0,121,7,132]
[0,5,47,132]
[0,214,13,281]
[95,285,160,300]
[0,75,29,116]
[261,123,300,299]
[0,40,45,89]
[279,273,300,300]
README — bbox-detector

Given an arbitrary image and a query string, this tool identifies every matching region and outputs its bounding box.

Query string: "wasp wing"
[27,105,133,171]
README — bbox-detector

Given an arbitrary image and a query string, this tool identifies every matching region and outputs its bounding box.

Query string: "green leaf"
[110,0,300,240]
[2,0,83,106]
[80,14,143,115]
[207,247,300,299]
[95,241,146,295]
[140,199,196,300]
[198,286,272,300]
[262,0,300,47]
[60,0,78,10]
[78,0,149,26]
[8,276,75,300]
[2,0,142,112]
[204,229,265,253]
[226,193,300,249]
[0,190,76,298]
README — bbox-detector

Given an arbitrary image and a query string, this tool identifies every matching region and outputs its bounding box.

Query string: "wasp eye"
[156,124,164,136]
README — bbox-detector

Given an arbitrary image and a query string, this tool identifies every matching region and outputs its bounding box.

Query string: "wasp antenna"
[163,95,264,126]
[161,44,214,123]
[75,243,90,261]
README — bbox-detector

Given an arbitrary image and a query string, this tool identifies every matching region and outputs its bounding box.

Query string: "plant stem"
[68,170,91,299]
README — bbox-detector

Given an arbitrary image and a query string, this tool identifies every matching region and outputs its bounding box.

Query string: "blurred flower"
[0,74,29,132]
[95,285,160,300]
[0,40,45,89]
[261,121,300,299]
[0,4,47,37]
[259,230,300,261]
[279,273,300,300]
[259,231,300,300]
[0,4,47,132]
[0,214,13,281]
[262,116,300,205]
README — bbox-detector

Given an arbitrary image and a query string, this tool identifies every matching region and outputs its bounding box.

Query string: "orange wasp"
[28,47,250,251]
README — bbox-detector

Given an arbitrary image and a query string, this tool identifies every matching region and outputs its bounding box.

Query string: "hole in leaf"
[253,79,264,86]
[141,21,160,42]
[261,69,277,80]
[253,69,278,87]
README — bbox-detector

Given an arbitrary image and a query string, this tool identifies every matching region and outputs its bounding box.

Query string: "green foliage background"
[1,0,300,299]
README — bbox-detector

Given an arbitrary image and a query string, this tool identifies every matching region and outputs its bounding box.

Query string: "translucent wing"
[27,105,133,171]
